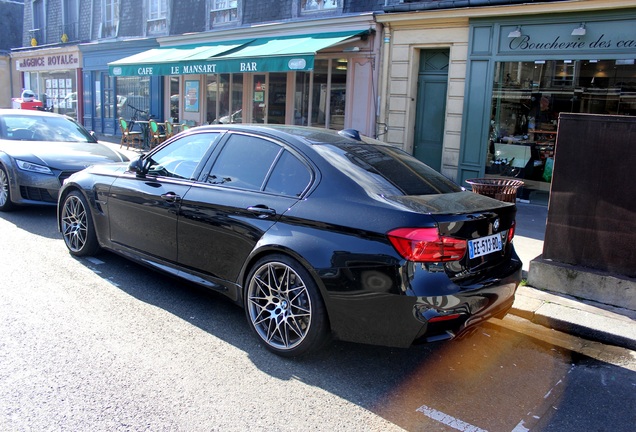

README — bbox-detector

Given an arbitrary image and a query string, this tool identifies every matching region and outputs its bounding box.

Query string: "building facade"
[13,0,387,138]
[12,0,89,120]
[11,1,636,206]
[0,0,25,108]
[377,0,636,203]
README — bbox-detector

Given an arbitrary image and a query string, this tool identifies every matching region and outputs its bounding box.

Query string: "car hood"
[384,191,512,214]
[0,140,128,169]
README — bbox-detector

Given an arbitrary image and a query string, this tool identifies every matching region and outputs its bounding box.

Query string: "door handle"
[247,205,276,218]
[161,192,181,203]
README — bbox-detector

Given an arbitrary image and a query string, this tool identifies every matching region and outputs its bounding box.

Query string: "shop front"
[109,18,380,137]
[459,10,636,203]
[80,38,159,136]
[12,46,82,120]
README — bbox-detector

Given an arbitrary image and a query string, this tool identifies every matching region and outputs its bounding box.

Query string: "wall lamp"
[571,23,586,36]
[508,26,522,38]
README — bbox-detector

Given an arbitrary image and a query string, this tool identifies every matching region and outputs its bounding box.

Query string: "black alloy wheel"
[60,191,100,256]
[245,255,329,357]
[0,165,15,212]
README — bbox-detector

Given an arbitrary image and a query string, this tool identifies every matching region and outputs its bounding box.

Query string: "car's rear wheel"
[0,165,15,212]
[245,255,329,357]
[60,191,100,256]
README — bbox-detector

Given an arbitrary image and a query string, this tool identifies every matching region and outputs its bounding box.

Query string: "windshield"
[0,114,95,143]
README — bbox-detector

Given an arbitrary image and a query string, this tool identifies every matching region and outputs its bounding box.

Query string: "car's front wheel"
[60,191,100,256]
[245,255,329,357]
[0,165,15,212]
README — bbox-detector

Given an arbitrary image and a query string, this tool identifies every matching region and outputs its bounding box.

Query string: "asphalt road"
[1,206,635,431]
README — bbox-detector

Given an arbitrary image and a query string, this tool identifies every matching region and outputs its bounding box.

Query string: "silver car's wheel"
[0,165,15,212]
[245,255,329,357]
[60,191,100,256]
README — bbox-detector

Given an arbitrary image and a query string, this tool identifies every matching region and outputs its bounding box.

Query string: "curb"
[509,285,636,351]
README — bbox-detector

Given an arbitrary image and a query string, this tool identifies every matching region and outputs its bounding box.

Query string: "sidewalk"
[513,203,636,351]
[101,135,636,351]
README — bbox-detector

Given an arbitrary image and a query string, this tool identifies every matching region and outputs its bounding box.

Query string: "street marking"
[86,257,105,265]
[416,405,488,432]
[511,420,529,432]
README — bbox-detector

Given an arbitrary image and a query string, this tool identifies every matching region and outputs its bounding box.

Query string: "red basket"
[465,178,524,203]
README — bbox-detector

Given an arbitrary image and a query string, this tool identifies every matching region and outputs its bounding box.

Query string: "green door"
[413,50,449,172]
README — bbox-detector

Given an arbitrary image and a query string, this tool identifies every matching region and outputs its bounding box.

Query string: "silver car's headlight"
[16,159,54,175]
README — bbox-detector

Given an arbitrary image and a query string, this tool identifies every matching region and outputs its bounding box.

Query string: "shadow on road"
[0,206,59,240]
[68,249,630,431]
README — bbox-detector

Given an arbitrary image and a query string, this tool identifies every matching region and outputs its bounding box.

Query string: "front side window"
[101,0,119,38]
[147,0,168,34]
[209,0,238,28]
[147,133,221,180]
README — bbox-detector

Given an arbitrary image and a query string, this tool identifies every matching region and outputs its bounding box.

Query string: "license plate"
[468,233,503,259]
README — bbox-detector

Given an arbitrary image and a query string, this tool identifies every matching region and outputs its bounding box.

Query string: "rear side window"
[208,134,282,191]
[264,150,311,197]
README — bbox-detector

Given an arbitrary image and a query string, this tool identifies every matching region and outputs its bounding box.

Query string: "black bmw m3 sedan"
[58,124,522,357]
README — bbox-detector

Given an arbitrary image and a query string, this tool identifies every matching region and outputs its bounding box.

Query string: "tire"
[245,254,330,357]
[0,165,15,212]
[60,190,100,257]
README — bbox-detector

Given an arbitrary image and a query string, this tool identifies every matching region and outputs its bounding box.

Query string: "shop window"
[301,0,340,13]
[116,76,150,120]
[147,0,168,35]
[231,74,243,123]
[488,59,636,188]
[310,60,329,128]
[208,0,238,28]
[101,0,119,38]
[329,60,347,130]
[41,74,77,120]
[207,73,242,124]
[295,72,310,126]
[170,77,179,122]
[268,73,287,124]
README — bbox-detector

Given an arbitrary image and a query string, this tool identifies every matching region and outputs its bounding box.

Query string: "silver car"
[0,109,128,211]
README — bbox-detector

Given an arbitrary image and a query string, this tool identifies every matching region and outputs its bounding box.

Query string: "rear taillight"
[507,220,516,243]
[387,227,467,262]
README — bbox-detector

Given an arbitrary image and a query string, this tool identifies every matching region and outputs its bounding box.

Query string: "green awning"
[109,30,366,77]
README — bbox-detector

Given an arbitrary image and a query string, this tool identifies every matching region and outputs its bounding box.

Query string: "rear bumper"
[322,254,523,348]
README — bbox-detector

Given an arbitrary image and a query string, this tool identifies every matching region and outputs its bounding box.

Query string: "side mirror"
[128,156,146,177]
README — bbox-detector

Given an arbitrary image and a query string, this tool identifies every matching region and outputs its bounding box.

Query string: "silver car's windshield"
[0,114,94,142]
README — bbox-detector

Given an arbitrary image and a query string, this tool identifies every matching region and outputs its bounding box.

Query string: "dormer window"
[147,0,168,35]
[209,0,238,28]
[301,0,339,13]
[101,0,119,39]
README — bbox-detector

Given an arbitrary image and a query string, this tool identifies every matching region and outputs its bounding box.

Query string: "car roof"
[184,124,385,148]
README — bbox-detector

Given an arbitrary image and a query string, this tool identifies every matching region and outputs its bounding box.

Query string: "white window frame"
[147,0,168,35]
[300,0,340,13]
[208,0,239,29]
[101,0,119,39]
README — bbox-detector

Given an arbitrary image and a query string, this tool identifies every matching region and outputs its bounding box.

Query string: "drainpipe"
[377,24,392,141]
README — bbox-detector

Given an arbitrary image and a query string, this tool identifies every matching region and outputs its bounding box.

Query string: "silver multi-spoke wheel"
[0,166,14,211]
[60,191,99,256]
[246,256,328,356]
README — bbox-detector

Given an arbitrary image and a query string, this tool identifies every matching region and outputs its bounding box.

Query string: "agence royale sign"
[17,53,80,71]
